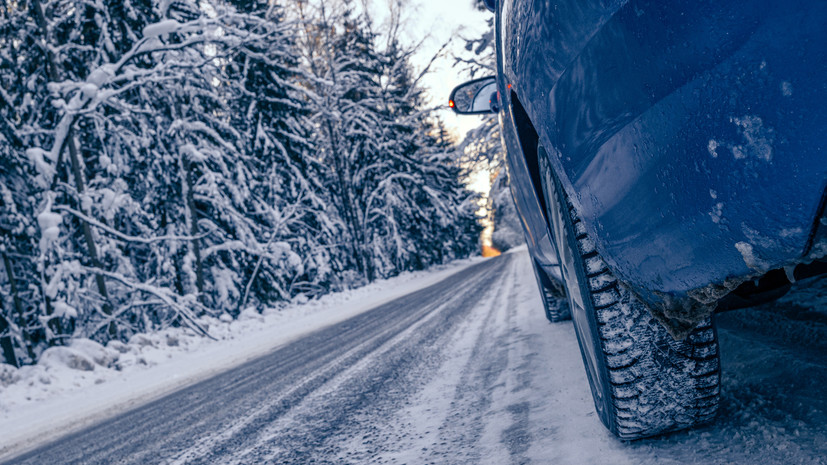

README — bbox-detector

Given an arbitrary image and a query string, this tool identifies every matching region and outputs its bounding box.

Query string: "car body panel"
[500,113,559,268]
[495,0,827,334]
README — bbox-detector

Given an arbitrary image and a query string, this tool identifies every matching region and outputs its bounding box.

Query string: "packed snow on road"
[1,248,825,464]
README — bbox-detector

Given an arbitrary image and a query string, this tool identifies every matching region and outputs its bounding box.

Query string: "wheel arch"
[507,87,706,340]
[508,90,548,226]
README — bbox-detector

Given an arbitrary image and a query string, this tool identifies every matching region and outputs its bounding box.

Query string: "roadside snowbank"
[0,255,485,459]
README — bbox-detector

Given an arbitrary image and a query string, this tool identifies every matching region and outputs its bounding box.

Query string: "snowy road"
[4,250,827,464]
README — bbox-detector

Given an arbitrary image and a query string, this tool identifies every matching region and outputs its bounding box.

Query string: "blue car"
[450,0,827,439]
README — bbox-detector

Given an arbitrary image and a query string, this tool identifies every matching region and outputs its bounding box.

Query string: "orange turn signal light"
[448,100,455,108]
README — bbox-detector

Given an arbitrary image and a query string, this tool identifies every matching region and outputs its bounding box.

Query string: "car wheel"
[530,258,571,322]
[538,143,721,439]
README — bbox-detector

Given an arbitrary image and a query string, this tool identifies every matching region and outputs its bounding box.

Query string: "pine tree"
[0,0,483,365]
[222,0,333,310]
[295,1,481,283]
[372,39,481,272]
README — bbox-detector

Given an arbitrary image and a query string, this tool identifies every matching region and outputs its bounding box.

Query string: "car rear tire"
[531,258,571,322]
[538,144,721,439]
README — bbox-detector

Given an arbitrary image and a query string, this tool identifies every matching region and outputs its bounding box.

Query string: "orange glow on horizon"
[482,245,501,257]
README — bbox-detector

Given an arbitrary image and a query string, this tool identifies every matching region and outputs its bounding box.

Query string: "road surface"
[4,251,826,464]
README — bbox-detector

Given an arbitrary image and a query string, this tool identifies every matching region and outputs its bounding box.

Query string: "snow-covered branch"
[82,266,214,340]
[53,206,213,244]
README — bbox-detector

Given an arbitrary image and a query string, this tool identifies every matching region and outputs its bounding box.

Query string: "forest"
[0,0,490,366]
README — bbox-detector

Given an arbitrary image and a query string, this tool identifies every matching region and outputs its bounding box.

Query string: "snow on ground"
[326,249,827,464]
[0,254,485,459]
[2,247,826,464]
[325,247,637,464]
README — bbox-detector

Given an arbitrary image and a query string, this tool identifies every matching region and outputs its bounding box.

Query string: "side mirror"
[448,76,499,115]
[482,0,495,13]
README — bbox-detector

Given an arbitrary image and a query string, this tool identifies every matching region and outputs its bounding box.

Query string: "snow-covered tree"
[221,0,335,308]
[0,0,482,365]
[373,40,481,272]
[294,1,480,284]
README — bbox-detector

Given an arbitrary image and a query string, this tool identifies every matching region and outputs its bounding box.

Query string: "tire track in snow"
[9,250,826,465]
[329,252,524,464]
[193,256,509,464]
[423,254,518,465]
[326,251,539,465]
[4,256,510,465]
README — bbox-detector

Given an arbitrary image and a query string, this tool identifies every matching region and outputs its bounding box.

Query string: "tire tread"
[551,157,720,439]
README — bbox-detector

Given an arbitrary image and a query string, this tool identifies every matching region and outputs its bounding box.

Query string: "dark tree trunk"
[181,155,205,304]
[2,252,36,361]
[0,313,18,367]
